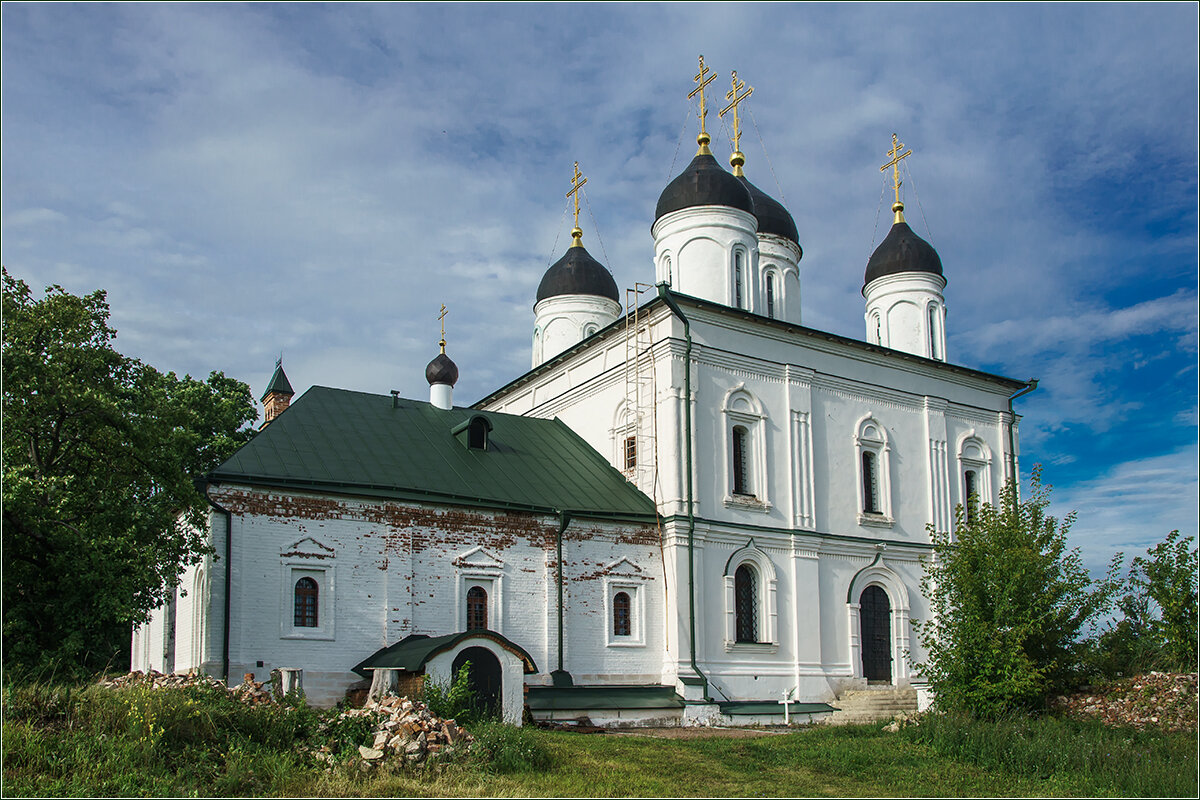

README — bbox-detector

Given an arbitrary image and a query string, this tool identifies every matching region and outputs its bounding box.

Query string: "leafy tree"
[1093,530,1198,676]
[2,268,257,679]
[915,466,1121,717]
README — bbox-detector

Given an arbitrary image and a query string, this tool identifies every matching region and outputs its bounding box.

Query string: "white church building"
[132,65,1034,726]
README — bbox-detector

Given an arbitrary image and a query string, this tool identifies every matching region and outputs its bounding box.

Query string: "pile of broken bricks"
[96,670,278,706]
[341,695,473,769]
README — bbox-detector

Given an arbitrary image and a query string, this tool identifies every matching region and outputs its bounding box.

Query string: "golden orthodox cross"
[438,304,448,353]
[566,161,587,243]
[688,55,717,148]
[719,70,753,175]
[880,133,912,208]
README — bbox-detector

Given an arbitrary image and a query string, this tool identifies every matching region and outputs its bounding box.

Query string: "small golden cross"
[880,132,913,209]
[719,69,754,175]
[438,304,448,353]
[688,55,717,148]
[566,161,588,243]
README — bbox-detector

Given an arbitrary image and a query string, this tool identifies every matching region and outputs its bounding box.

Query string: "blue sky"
[3,2,1196,576]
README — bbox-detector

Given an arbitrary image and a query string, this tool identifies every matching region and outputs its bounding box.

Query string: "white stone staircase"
[824,686,918,725]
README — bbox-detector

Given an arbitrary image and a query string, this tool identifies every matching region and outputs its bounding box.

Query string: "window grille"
[862,451,879,513]
[613,592,631,636]
[624,435,637,470]
[766,274,775,319]
[466,586,488,630]
[732,426,752,496]
[294,577,318,627]
[734,565,758,643]
[964,470,978,522]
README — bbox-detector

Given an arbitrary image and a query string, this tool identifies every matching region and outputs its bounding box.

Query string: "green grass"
[3,681,1196,797]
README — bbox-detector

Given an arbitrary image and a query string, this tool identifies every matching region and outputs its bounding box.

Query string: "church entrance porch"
[860,585,892,684]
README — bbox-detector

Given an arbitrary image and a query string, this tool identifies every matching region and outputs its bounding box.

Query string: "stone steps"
[824,687,918,725]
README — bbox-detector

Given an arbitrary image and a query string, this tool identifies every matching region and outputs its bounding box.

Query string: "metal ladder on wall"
[623,283,659,502]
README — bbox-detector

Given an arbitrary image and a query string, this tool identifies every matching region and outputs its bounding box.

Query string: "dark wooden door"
[860,585,892,683]
[452,646,502,716]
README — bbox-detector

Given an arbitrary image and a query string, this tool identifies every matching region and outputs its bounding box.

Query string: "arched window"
[583,323,598,338]
[466,586,488,630]
[855,415,892,524]
[734,564,758,643]
[964,469,978,522]
[294,577,318,628]
[766,273,776,319]
[928,305,941,360]
[664,255,672,286]
[734,250,745,309]
[732,425,752,496]
[624,435,637,470]
[613,592,631,637]
[468,417,489,450]
[862,451,879,513]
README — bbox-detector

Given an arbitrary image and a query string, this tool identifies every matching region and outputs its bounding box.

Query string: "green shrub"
[421,662,494,725]
[467,720,552,773]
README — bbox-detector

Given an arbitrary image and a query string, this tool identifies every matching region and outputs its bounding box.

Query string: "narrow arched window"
[766,273,776,319]
[583,323,598,338]
[873,313,882,345]
[466,586,488,630]
[929,305,941,360]
[664,256,672,286]
[734,251,744,309]
[624,435,637,470]
[964,469,978,523]
[732,425,752,496]
[734,565,758,643]
[613,592,631,636]
[862,451,879,513]
[294,578,318,628]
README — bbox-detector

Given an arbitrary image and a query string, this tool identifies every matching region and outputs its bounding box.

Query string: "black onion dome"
[425,353,459,386]
[738,175,800,246]
[535,244,620,304]
[655,152,754,222]
[864,221,944,287]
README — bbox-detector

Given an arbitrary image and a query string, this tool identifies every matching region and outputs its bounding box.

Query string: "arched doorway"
[452,646,502,717]
[860,585,892,683]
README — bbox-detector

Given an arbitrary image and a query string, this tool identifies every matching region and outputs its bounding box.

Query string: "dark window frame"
[734,564,759,643]
[732,425,753,497]
[862,451,879,514]
[613,591,631,637]
[294,577,319,628]
[466,585,488,630]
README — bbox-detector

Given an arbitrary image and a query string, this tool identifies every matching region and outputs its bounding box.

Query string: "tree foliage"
[2,268,257,679]
[915,466,1121,718]
[1092,530,1198,676]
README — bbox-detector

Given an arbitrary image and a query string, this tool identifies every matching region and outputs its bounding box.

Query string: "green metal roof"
[209,386,656,519]
[352,631,538,677]
[526,685,685,711]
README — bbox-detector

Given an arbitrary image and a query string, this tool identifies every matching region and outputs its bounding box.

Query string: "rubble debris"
[1050,671,1197,732]
[96,670,279,706]
[882,711,921,733]
[321,694,475,769]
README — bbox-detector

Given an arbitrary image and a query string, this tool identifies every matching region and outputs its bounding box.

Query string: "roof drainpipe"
[1006,379,1039,509]
[196,478,233,684]
[551,511,573,687]
[657,284,710,702]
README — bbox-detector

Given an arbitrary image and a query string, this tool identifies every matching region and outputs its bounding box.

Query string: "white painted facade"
[533,293,622,367]
[480,294,1022,705]
[133,487,665,708]
[863,271,948,361]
